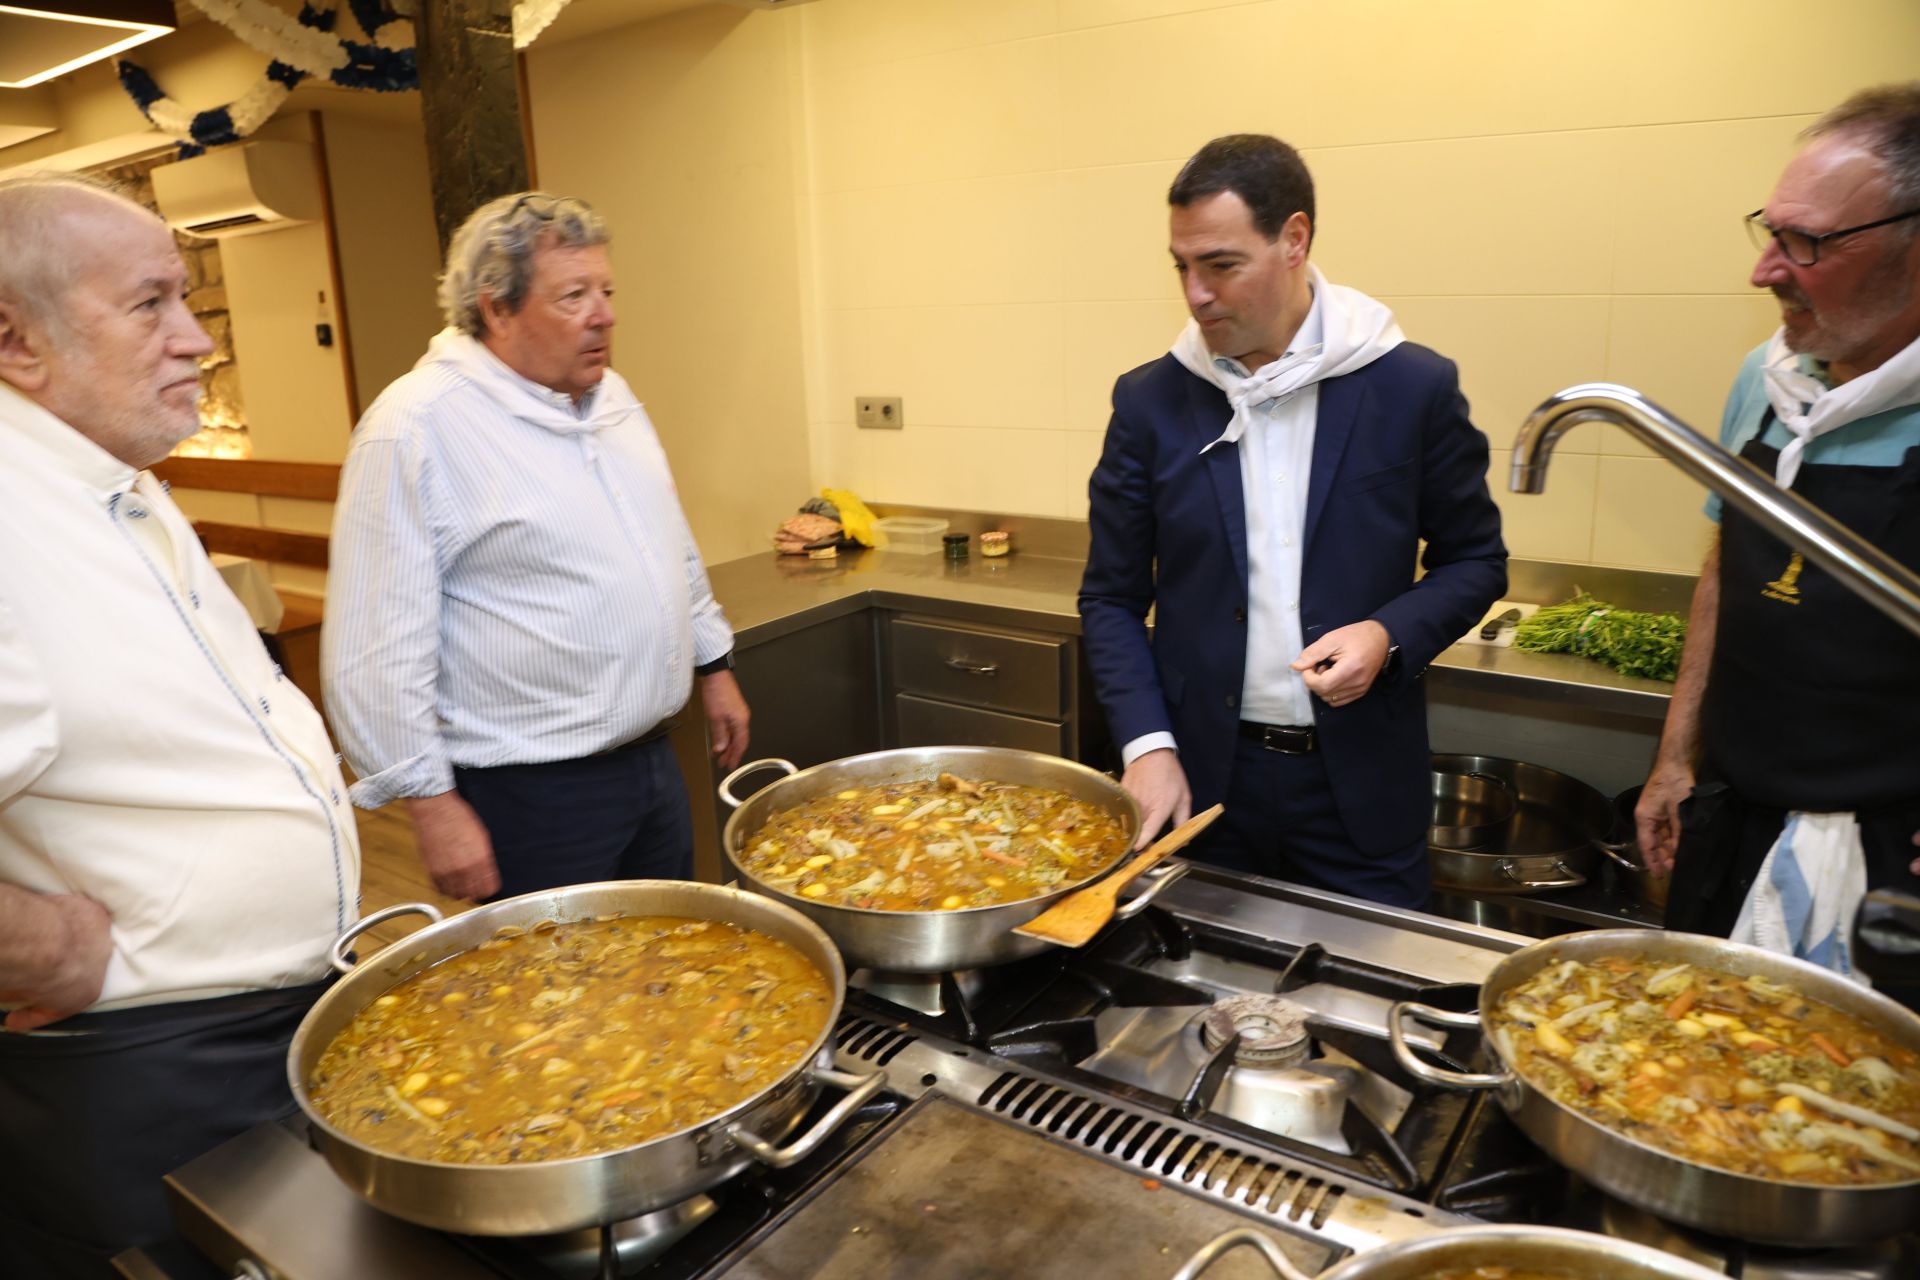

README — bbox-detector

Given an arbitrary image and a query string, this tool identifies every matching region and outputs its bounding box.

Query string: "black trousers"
[0,980,327,1279]
[1195,735,1432,910]
[454,736,694,901]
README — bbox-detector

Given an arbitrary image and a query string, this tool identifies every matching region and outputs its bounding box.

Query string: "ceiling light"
[0,0,174,90]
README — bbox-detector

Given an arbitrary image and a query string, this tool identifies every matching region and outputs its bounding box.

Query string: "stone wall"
[95,153,252,459]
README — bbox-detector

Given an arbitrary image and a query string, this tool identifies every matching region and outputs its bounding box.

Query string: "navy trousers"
[454,737,695,899]
[1194,734,1432,910]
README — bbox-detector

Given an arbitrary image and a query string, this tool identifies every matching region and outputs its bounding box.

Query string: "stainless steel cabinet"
[886,614,1092,759]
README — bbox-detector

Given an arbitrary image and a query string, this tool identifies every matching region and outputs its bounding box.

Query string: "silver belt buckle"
[1261,725,1314,754]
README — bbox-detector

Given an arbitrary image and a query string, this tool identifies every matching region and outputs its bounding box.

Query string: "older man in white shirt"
[324,193,748,902]
[0,175,361,1278]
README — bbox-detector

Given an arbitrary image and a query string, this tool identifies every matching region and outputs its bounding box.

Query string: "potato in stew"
[739,773,1131,911]
[308,917,831,1164]
[1490,955,1920,1183]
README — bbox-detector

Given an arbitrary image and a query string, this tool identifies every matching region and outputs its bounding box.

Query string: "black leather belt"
[593,718,676,756]
[1238,721,1317,754]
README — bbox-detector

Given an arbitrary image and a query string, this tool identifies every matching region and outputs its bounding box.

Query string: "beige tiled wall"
[792,0,1920,573]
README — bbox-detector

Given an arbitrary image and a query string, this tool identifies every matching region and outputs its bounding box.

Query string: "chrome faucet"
[1511,382,1920,641]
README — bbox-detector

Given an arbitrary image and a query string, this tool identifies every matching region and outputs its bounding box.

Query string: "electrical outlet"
[856,397,903,429]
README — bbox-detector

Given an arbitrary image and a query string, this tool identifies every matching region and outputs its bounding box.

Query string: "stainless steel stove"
[115,865,1920,1280]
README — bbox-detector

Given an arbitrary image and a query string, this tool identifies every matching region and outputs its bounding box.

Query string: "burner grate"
[975,1069,1358,1232]
[832,1015,918,1067]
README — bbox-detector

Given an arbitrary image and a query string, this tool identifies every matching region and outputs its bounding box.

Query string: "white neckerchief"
[1176,264,1405,456]
[1761,327,1920,487]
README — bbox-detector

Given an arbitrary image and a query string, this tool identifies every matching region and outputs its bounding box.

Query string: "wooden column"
[414,0,531,252]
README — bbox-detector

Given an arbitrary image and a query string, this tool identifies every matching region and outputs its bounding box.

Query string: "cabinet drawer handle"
[944,656,999,676]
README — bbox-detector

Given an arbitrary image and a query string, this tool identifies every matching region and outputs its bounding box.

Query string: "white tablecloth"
[211,553,285,632]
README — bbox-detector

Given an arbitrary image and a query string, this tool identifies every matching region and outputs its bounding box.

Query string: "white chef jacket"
[0,384,360,1011]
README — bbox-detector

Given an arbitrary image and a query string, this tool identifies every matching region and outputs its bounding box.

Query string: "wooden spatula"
[1013,804,1224,947]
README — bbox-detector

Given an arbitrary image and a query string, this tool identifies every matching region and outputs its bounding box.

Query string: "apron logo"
[1763,552,1804,605]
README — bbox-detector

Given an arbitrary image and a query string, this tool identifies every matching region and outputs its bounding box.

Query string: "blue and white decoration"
[117,0,419,153]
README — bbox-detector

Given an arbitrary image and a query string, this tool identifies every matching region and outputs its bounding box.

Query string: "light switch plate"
[856,396,903,429]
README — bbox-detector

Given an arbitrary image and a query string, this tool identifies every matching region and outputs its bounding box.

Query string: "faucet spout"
[1511,382,1920,641]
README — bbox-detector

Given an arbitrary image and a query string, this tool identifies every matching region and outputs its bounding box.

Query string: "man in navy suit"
[1079,135,1506,909]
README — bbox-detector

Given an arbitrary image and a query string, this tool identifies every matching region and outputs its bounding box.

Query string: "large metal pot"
[1171,1223,1728,1280]
[1428,753,1612,894]
[288,882,888,1236]
[1593,784,1672,911]
[1388,928,1920,1246]
[719,747,1167,973]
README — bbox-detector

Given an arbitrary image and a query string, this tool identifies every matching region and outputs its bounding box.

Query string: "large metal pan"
[1388,928,1920,1246]
[1428,753,1612,894]
[288,882,888,1236]
[1171,1223,1728,1280]
[719,747,1170,972]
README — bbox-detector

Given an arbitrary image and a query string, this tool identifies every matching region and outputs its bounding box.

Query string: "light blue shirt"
[323,331,733,808]
[1706,343,1920,521]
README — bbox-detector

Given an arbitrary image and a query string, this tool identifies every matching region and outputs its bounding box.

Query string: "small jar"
[979,530,1010,558]
[942,532,970,560]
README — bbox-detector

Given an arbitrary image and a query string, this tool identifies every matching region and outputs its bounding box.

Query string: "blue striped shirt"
[323,331,733,808]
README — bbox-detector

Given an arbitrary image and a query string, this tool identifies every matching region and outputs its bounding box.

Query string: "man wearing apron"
[0,177,362,1276]
[1636,84,1920,984]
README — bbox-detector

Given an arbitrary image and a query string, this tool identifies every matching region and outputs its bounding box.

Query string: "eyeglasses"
[1745,205,1920,266]
[510,191,591,224]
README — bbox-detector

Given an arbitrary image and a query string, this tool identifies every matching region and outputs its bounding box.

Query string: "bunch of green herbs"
[1511,592,1688,682]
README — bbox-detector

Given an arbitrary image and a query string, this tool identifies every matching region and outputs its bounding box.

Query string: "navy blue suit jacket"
[1079,343,1507,855]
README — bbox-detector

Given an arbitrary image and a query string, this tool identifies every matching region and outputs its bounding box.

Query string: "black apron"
[0,979,329,1280]
[1666,434,1920,937]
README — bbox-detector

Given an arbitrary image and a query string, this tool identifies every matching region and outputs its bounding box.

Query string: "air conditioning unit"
[151,140,323,239]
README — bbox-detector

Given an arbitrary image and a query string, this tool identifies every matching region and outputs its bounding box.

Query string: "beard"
[1778,241,1919,364]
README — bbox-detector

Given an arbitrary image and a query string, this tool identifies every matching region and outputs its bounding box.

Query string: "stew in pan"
[308,917,831,1164]
[1489,954,1920,1184]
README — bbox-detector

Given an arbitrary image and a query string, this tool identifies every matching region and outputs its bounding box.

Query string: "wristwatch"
[694,651,735,677]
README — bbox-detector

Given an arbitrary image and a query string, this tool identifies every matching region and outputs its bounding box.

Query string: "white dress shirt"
[1121,295,1325,765]
[0,385,360,1011]
[1220,296,1324,728]
[324,331,734,809]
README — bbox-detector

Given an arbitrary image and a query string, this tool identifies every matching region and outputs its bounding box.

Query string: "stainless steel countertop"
[710,548,1673,716]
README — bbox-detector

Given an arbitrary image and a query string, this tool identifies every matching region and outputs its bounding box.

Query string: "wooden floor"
[351,802,470,952]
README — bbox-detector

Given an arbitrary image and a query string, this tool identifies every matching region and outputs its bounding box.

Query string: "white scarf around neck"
[1761,327,1920,487]
[1173,265,1404,453]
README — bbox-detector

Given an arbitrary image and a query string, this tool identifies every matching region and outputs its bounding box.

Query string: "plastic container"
[875,516,949,555]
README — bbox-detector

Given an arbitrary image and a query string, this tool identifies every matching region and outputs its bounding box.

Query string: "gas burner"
[477,1195,719,1279]
[1199,994,1312,1069]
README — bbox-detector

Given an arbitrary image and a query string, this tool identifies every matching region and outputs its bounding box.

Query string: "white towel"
[1729,811,1870,983]
[1760,328,1920,488]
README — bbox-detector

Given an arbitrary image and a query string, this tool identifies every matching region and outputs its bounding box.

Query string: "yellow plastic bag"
[822,488,887,548]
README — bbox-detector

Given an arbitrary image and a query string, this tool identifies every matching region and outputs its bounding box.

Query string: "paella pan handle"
[328,902,445,976]
[1497,857,1586,891]
[1388,1000,1513,1090]
[1113,858,1192,920]
[717,758,798,810]
[727,1065,888,1169]
[1168,1228,1314,1280]
[1592,834,1643,872]
[1468,770,1513,800]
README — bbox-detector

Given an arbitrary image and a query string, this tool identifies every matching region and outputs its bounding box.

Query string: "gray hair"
[437,192,610,337]
[1806,82,1920,235]
[0,172,147,334]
